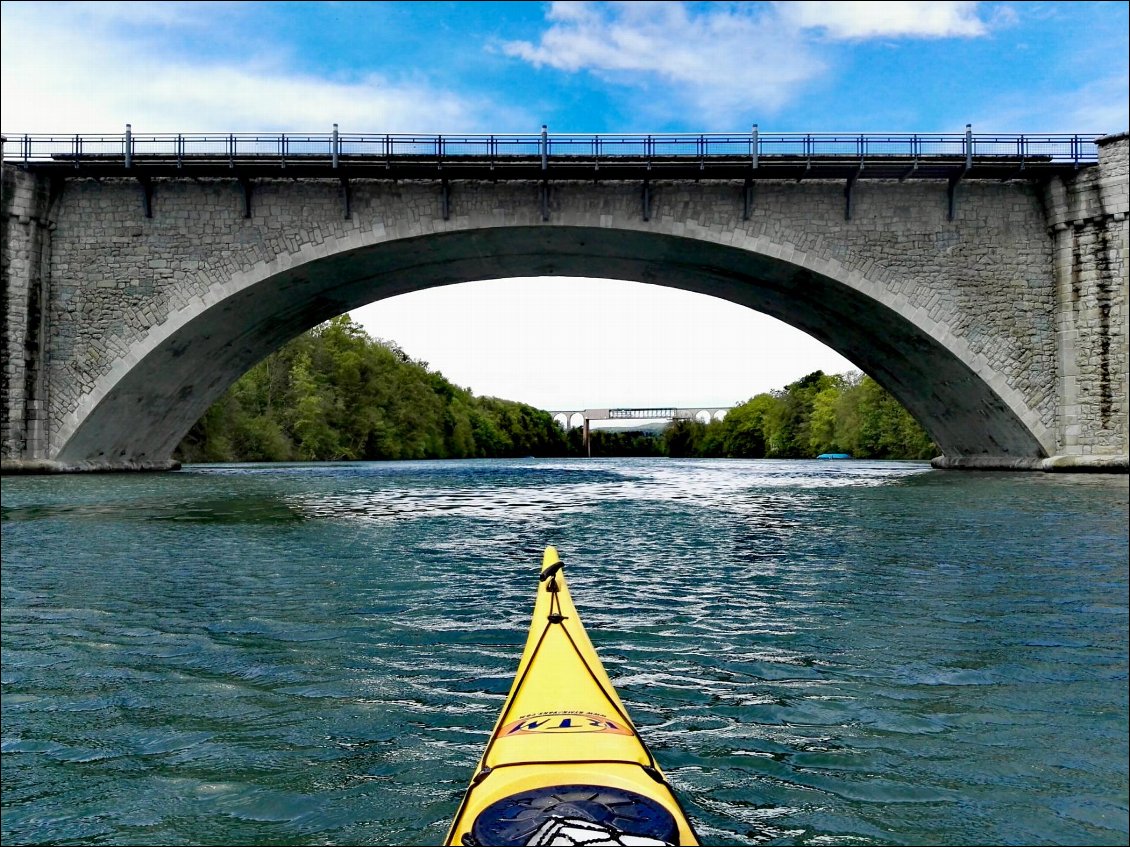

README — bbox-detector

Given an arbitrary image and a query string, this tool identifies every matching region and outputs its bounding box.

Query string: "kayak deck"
[445,547,699,846]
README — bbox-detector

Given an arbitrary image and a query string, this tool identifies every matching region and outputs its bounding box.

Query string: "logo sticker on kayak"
[499,711,633,736]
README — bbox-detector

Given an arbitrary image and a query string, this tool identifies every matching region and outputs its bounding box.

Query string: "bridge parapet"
[2,129,1099,179]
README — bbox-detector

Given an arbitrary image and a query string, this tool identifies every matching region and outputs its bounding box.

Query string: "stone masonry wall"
[1046,133,1129,456]
[36,175,1063,460]
[1,166,53,459]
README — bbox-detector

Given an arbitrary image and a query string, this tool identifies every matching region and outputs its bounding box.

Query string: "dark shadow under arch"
[57,226,1047,464]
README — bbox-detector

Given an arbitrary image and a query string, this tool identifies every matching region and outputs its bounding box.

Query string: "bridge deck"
[1,154,1089,182]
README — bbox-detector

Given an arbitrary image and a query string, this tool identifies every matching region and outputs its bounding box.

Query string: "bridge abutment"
[1,166,53,463]
[1046,133,1128,469]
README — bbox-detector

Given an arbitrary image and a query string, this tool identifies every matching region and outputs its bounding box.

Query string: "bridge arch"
[52,218,1052,467]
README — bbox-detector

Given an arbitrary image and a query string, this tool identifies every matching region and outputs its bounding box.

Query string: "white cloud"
[1067,76,1130,137]
[777,1,993,40]
[500,1,999,125]
[970,73,1130,136]
[501,1,828,123]
[0,2,525,134]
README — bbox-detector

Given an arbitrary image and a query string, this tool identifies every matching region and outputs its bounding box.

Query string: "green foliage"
[662,419,707,458]
[664,370,936,461]
[716,393,774,457]
[846,375,936,459]
[174,315,573,463]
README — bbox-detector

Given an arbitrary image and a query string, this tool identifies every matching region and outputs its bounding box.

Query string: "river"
[2,458,1127,845]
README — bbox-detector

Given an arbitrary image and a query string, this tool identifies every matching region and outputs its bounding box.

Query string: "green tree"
[719,393,777,457]
[809,386,843,455]
[847,376,935,459]
[662,419,705,457]
[288,350,340,460]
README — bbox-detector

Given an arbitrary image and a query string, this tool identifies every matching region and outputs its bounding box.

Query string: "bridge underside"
[53,225,1047,468]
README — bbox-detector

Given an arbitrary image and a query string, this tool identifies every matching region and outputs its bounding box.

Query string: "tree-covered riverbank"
[175,317,566,463]
[174,317,935,463]
[661,370,936,460]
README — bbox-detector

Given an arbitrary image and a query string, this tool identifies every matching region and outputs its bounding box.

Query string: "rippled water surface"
[2,459,1127,845]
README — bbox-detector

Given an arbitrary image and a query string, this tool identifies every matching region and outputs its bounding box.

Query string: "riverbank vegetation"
[657,370,936,460]
[174,316,565,463]
[174,317,935,463]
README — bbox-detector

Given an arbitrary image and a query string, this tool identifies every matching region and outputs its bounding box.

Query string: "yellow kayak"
[445,547,700,847]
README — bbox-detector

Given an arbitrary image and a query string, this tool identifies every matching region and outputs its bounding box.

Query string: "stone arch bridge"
[1,130,1126,472]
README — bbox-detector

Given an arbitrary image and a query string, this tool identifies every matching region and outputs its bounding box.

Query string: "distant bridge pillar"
[581,409,611,459]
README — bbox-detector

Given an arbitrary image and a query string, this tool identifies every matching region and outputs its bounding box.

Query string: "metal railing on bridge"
[1,126,1102,174]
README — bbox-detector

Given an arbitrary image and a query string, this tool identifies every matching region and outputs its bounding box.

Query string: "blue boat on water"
[817,453,852,459]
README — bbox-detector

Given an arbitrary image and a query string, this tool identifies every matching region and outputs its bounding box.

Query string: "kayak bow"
[445,547,699,847]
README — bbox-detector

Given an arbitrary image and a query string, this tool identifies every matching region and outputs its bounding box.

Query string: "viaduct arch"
[2,134,1126,472]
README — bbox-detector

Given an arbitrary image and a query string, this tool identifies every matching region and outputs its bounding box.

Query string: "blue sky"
[2,1,1127,410]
